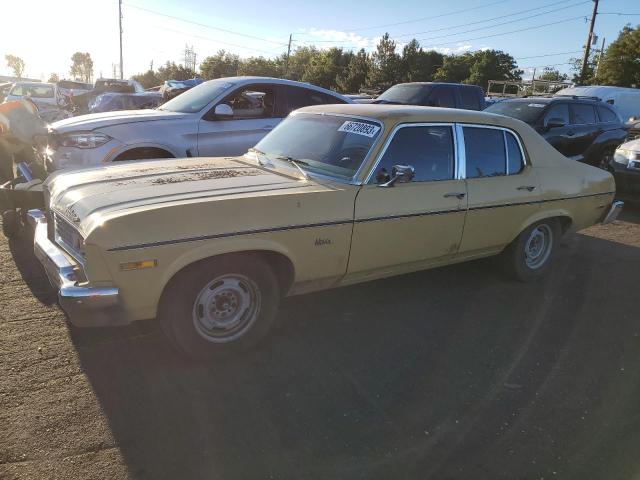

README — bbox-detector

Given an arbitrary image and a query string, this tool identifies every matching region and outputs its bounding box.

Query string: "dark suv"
[485,96,628,167]
[373,82,486,110]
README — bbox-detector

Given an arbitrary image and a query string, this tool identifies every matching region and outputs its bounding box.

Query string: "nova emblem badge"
[315,238,332,246]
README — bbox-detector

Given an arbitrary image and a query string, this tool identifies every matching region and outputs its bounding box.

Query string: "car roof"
[217,76,349,99]
[392,82,480,88]
[499,96,609,105]
[13,82,54,87]
[297,103,520,126]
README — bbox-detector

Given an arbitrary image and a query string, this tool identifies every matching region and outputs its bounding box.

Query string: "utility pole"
[580,0,598,84]
[119,0,123,79]
[594,37,606,79]
[284,34,292,77]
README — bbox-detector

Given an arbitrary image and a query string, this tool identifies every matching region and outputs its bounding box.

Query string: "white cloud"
[296,28,376,50]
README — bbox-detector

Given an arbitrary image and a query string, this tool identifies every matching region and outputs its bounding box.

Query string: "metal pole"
[119,0,123,79]
[284,34,292,77]
[580,0,598,84]
[595,37,605,79]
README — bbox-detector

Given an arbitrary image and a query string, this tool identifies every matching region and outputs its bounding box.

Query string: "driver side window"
[218,85,277,120]
[371,125,455,184]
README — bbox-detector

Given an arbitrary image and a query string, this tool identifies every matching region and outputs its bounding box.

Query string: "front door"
[197,84,284,157]
[458,125,543,256]
[346,124,467,283]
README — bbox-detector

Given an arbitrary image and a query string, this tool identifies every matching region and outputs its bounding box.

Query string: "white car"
[44,77,351,171]
[4,81,71,123]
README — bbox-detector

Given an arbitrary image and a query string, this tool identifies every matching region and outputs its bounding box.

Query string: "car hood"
[619,138,640,151]
[46,156,319,235]
[50,109,190,132]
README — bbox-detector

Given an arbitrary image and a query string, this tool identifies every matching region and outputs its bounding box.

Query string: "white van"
[555,86,640,122]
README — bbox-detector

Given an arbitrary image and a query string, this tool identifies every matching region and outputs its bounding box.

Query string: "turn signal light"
[119,260,157,271]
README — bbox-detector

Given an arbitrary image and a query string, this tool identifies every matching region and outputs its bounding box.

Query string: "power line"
[598,12,640,15]
[156,26,281,56]
[342,0,511,32]
[123,3,288,46]
[515,50,582,59]
[419,14,589,46]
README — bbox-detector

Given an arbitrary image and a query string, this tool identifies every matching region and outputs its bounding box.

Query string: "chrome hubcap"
[524,224,553,269]
[192,274,261,343]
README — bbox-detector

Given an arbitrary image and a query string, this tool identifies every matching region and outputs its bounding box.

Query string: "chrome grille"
[53,213,85,261]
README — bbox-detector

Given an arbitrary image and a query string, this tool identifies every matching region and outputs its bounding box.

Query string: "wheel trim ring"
[192,274,261,343]
[524,224,553,269]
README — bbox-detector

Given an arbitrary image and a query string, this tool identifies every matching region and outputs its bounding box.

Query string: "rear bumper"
[601,201,624,224]
[28,209,130,327]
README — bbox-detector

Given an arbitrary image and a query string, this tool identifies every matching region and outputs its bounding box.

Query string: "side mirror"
[214,103,233,118]
[379,164,415,187]
[544,117,566,130]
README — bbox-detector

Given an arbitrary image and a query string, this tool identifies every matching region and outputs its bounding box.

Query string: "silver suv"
[45,77,351,171]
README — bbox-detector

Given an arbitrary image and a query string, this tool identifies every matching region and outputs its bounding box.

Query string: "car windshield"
[374,84,431,105]
[252,113,381,180]
[485,101,547,124]
[159,79,235,113]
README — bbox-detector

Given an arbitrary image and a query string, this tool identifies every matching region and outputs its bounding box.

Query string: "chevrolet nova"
[30,104,623,358]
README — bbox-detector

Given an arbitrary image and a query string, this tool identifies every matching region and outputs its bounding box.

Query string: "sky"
[0,0,638,83]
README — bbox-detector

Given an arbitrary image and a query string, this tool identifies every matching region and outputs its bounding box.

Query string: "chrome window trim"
[454,124,466,179]
[364,122,458,185]
[286,110,385,185]
[458,123,528,178]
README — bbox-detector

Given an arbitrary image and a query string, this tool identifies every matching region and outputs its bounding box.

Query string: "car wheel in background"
[598,146,616,171]
[499,218,560,282]
[158,255,280,360]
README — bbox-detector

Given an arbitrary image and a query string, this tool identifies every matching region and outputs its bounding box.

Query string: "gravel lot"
[1,206,640,480]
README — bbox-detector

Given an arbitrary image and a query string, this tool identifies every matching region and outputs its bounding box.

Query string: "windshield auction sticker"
[338,121,380,137]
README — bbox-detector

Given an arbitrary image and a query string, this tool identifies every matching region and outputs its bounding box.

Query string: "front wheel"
[158,255,280,360]
[499,219,560,282]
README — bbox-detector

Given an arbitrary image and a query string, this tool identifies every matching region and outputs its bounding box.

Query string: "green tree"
[48,73,60,83]
[302,48,351,90]
[156,61,195,82]
[238,56,281,77]
[597,24,640,87]
[537,67,567,82]
[132,69,162,89]
[282,46,318,81]
[367,33,400,88]
[199,50,241,79]
[570,48,598,85]
[336,49,371,93]
[5,54,25,79]
[69,52,93,83]
[433,53,473,83]
[465,50,521,90]
[399,41,444,82]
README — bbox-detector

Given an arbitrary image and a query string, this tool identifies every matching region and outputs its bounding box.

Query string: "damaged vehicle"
[160,78,203,101]
[30,104,621,359]
[88,91,163,113]
[44,77,351,171]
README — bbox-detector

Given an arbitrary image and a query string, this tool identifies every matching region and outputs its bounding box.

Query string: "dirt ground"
[1,206,640,480]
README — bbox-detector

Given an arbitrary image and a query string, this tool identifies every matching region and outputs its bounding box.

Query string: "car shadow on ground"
[7,228,57,305]
[65,232,640,480]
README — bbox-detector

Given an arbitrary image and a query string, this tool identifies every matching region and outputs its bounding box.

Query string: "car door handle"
[517,185,536,191]
[444,192,466,199]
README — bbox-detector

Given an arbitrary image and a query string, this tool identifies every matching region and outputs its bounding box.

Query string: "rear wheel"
[500,219,560,282]
[158,255,280,360]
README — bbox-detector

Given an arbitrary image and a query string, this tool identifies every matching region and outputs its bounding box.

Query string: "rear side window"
[464,127,506,178]
[570,104,596,124]
[373,125,455,183]
[430,87,456,108]
[460,87,481,110]
[544,104,570,125]
[597,106,619,123]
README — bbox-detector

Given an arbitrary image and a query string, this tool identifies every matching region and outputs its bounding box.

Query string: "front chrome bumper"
[602,200,624,225]
[28,209,128,327]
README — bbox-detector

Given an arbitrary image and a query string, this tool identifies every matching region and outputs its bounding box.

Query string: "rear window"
[570,104,596,124]
[431,86,456,108]
[460,87,481,110]
[464,127,506,178]
[484,101,546,124]
[375,84,431,105]
[597,106,619,123]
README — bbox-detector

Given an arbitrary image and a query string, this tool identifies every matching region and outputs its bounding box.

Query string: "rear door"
[567,103,598,160]
[459,125,543,256]
[197,83,285,156]
[540,103,571,156]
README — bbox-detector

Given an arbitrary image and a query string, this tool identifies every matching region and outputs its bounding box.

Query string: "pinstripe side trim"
[107,191,615,252]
